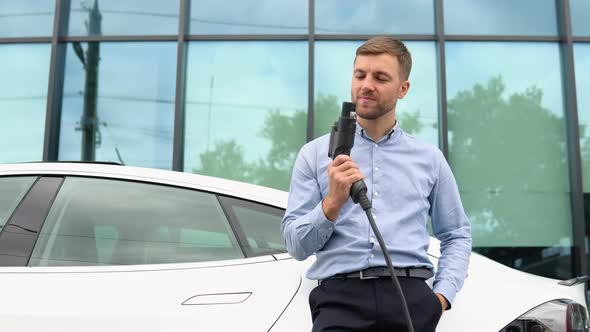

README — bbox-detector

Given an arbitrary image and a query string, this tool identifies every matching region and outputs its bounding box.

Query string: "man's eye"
[377,76,388,81]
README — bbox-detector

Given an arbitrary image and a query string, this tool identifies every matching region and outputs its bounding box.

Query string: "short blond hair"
[355,37,412,80]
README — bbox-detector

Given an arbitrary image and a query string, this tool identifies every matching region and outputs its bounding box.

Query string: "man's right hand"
[322,155,365,222]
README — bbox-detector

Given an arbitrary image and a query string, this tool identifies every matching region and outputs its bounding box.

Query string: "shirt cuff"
[432,279,457,310]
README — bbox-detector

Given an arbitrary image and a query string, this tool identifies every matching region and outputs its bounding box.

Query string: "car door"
[0,176,300,332]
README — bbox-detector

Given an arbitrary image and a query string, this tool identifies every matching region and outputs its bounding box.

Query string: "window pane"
[58,42,176,169]
[0,1,55,37]
[68,0,179,36]
[316,0,434,34]
[0,44,51,163]
[190,0,307,34]
[314,41,439,146]
[575,44,590,192]
[184,42,308,191]
[571,0,590,36]
[30,177,243,266]
[444,0,558,36]
[221,196,286,256]
[0,177,36,230]
[446,42,572,279]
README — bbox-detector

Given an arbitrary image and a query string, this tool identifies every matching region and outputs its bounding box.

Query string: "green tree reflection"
[448,76,573,247]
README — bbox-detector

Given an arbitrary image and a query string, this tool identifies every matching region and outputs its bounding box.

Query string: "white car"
[0,162,587,332]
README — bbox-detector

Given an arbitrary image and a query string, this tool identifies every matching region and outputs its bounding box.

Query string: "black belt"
[321,266,434,283]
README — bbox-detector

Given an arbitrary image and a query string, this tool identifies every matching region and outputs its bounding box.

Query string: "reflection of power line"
[63,93,304,112]
[0,96,46,101]
[0,12,53,18]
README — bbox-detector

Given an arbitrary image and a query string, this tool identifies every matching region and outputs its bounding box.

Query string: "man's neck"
[357,114,396,142]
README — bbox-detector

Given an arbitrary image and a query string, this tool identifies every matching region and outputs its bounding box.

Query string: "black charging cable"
[329,102,415,332]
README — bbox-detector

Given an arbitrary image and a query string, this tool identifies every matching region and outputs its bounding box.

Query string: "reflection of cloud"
[446,42,564,117]
[315,0,434,34]
[444,0,557,35]
[0,2,54,37]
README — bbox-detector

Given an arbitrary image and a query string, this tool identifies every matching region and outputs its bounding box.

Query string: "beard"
[354,98,396,120]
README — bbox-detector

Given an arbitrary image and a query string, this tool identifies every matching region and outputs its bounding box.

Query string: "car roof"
[0,162,288,209]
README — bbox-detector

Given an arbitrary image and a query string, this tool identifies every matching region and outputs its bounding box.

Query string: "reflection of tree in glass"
[448,76,576,247]
[195,93,427,191]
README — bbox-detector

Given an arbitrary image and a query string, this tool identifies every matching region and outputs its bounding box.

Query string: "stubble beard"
[355,100,396,121]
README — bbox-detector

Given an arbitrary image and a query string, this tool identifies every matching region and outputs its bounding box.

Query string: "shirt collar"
[356,120,401,143]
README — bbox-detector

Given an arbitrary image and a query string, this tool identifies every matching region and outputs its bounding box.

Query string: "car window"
[0,176,37,231]
[29,177,244,266]
[219,196,287,256]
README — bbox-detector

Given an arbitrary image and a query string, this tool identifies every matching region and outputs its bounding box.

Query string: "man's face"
[351,53,410,121]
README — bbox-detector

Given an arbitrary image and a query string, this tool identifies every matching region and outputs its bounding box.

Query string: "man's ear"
[398,80,410,99]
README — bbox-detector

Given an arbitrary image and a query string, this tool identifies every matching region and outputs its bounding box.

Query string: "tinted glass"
[314,41,439,146]
[184,41,308,191]
[0,1,55,37]
[446,42,572,279]
[221,196,286,255]
[30,177,243,266]
[190,0,307,34]
[571,0,590,36]
[444,0,558,36]
[0,177,36,230]
[58,42,176,169]
[574,44,590,192]
[0,44,51,163]
[68,0,179,36]
[316,0,434,34]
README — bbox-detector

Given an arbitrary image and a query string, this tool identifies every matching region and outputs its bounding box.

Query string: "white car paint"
[0,163,586,331]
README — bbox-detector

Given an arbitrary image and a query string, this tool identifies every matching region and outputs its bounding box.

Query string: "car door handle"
[181,292,252,305]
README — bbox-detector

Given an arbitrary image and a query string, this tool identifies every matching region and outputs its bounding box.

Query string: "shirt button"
[370,237,375,244]
[370,254,375,259]
[374,167,379,171]
[374,192,379,197]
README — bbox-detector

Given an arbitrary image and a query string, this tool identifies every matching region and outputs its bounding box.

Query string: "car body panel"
[0,163,586,331]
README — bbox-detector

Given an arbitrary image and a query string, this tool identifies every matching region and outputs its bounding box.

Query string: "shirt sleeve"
[281,143,335,261]
[429,151,472,307]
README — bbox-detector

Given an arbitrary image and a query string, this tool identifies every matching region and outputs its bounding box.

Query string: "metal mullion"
[307,0,315,142]
[444,35,561,42]
[0,37,52,44]
[43,0,70,161]
[573,36,590,43]
[314,34,436,41]
[558,0,586,278]
[185,34,308,41]
[172,0,190,171]
[435,0,448,159]
[63,35,178,42]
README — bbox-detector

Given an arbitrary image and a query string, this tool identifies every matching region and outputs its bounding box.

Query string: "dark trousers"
[309,277,443,332]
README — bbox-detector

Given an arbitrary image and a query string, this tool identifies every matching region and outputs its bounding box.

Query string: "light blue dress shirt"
[281,122,471,305]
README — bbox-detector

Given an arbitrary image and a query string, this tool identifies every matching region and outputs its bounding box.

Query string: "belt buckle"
[359,269,378,280]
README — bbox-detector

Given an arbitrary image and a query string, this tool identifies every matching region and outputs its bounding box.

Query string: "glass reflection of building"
[1,0,590,290]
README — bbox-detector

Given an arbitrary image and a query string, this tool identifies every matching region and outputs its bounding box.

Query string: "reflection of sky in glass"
[315,0,434,34]
[315,41,439,146]
[446,42,571,247]
[446,42,564,117]
[571,0,590,36]
[444,0,557,36]
[190,0,307,34]
[0,1,54,37]
[184,41,308,168]
[68,0,179,36]
[574,44,590,191]
[59,42,176,169]
[0,44,51,163]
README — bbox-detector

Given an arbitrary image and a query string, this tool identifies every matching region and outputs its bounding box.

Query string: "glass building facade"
[1,0,589,284]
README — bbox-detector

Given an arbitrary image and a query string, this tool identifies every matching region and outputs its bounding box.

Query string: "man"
[281,37,471,332]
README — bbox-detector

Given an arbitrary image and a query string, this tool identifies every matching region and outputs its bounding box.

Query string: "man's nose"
[361,78,376,92]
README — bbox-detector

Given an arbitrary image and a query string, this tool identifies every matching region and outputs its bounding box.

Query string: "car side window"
[219,196,287,256]
[0,176,37,231]
[29,177,244,266]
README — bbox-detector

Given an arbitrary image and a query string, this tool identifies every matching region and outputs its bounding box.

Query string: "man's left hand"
[435,293,449,314]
